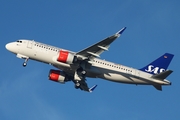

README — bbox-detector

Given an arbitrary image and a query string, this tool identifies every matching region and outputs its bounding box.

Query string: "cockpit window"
[16,40,22,43]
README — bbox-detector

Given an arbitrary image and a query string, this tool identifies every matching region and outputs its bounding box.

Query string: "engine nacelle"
[57,50,77,64]
[48,69,67,83]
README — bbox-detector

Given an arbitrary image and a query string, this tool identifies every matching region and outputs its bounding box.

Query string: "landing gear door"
[27,40,33,49]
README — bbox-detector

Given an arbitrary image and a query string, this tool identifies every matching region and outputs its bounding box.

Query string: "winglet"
[116,27,126,36]
[89,85,98,92]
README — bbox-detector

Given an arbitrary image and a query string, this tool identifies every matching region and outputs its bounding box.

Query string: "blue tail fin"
[139,53,174,74]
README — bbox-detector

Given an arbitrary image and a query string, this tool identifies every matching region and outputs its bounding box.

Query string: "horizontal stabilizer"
[153,85,162,91]
[152,70,173,80]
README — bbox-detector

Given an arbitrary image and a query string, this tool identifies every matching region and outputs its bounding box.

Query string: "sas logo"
[145,65,165,74]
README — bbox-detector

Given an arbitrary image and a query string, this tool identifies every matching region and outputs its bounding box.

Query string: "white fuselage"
[5,40,171,86]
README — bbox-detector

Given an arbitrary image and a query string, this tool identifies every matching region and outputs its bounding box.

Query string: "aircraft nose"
[5,43,14,52]
[6,43,11,51]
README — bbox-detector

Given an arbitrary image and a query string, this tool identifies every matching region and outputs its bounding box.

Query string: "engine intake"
[48,69,68,83]
[57,50,77,64]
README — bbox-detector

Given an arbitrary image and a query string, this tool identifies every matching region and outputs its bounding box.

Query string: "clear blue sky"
[1,1,180,120]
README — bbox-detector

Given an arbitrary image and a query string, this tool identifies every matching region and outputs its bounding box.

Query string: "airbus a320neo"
[5,27,174,92]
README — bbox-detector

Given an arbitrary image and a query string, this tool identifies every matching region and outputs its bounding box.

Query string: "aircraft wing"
[76,27,126,60]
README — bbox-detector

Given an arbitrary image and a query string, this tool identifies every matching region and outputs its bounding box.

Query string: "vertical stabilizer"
[139,53,174,74]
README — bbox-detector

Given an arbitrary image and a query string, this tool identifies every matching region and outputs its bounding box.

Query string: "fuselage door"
[27,40,33,49]
[135,70,140,77]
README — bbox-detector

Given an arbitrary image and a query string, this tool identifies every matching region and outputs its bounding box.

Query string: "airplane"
[5,27,174,92]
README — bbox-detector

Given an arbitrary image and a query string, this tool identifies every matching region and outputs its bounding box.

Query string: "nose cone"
[5,43,15,53]
[5,43,11,51]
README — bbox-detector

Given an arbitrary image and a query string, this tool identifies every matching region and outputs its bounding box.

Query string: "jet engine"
[57,50,77,64]
[48,69,69,83]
